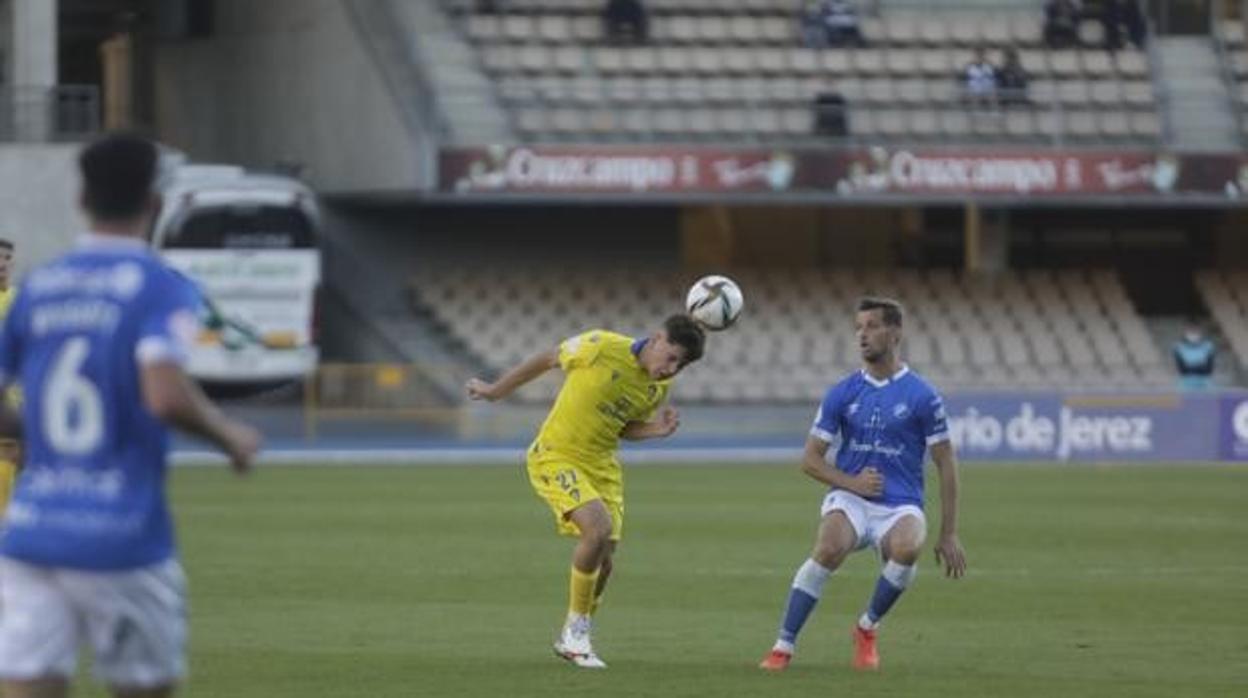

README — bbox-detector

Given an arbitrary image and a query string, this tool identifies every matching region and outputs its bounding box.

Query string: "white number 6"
[42,337,104,455]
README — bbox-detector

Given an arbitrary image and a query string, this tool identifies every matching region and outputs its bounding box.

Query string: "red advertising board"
[439,146,1248,199]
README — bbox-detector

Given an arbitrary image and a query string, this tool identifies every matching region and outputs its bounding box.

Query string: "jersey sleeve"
[0,288,25,386]
[810,385,843,443]
[558,330,606,372]
[917,389,951,446]
[135,268,203,367]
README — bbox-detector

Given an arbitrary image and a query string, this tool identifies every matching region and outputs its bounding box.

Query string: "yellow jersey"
[533,330,670,464]
[0,287,18,409]
[0,287,13,320]
[0,285,16,510]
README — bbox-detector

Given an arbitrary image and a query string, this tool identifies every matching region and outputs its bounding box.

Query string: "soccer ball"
[685,275,744,331]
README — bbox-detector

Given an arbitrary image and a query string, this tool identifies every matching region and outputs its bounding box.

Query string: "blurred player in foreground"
[0,133,261,698]
[467,315,706,668]
[759,297,967,672]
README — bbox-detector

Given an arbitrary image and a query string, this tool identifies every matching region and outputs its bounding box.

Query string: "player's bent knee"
[584,523,611,548]
[811,543,852,569]
[888,546,922,565]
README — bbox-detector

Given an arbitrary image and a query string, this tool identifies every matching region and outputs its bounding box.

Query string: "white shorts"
[0,557,187,688]
[821,490,926,553]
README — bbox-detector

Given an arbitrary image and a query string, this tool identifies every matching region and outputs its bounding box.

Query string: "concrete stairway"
[1153,36,1241,150]
[383,0,513,145]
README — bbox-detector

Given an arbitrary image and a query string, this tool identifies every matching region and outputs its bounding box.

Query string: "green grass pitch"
[71,462,1248,697]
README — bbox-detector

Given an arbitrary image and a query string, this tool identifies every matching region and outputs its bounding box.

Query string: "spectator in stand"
[1043,0,1080,48]
[960,46,997,109]
[604,0,649,45]
[799,1,826,47]
[996,47,1030,106]
[799,0,866,48]
[813,91,850,137]
[1123,0,1147,48]
[1173,322,1216,391]
[1103,0,1148,51]
[1102,0,1125,51]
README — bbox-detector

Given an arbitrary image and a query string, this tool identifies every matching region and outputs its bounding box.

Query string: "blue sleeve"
[135,268,203,367]
[917,388,950,445]
[0,289,25,385]
[810,385,843,443]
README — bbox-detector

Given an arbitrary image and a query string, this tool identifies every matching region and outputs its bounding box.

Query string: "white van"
[151,163,321,386]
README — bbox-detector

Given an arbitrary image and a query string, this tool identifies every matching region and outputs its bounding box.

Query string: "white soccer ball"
[685,275,744,331]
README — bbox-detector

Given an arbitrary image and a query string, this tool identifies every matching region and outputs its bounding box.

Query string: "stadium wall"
[151,0,417,193]
[0,144,83,275]
[186,390,1248,464]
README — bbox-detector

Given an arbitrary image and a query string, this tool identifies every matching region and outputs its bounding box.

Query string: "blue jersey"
[810,366,949,507]
[0,235,201,570]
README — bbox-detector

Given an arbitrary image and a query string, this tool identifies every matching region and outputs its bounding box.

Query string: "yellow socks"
[568,566,601,617]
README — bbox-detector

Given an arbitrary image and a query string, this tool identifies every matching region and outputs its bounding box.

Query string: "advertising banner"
[439,146,1248,200]
[1218,393,1248,461]
[943,392,1229,462]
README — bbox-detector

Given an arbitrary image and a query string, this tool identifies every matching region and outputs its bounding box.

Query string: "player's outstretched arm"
[621,406,680,441]
[141,362,261,474]
[466,348,559,402]
[930,440,967,579]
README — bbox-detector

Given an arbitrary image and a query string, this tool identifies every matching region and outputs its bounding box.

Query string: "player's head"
[855,296,903,364]
[640,314,706,380]
[79,132,161,233]
[0,238,12,288]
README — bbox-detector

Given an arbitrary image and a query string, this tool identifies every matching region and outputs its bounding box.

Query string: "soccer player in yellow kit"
[0,238,16,514]
[466,314,706,669]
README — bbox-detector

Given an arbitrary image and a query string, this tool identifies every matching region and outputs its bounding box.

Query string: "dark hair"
[0,238,12,251]
[665,314,706,366]
[856,296,904,327]
[79,133,159,221]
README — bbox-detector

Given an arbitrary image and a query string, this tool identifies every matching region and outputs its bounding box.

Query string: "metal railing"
[0,85,100,143]
[302,362,467,439]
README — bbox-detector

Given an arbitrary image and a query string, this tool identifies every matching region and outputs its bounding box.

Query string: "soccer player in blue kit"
[0,133,261,698]
[759,297,967,672]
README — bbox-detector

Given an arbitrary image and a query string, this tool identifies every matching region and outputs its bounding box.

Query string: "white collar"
[77,232,148,250]
[861,364,909,388]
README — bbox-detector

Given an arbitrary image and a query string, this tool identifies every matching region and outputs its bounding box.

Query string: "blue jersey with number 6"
[0,235,201,570]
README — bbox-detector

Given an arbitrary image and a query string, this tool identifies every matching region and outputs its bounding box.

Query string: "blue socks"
[776,558,919,651]
[774,558,833,651]
[860,560,917,629]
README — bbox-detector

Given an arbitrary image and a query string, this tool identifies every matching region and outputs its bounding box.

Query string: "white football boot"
[553,614,607,669]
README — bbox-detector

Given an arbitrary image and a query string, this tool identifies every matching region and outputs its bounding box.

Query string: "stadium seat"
[1130,111,1161,139]
[1099,111,1131,138]
[949,15,979,46]
[1116,51,1149,78]
[822,50,852,76]
[449,2,1168,145]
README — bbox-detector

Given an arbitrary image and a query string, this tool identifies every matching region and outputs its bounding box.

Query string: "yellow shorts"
[526,446,624,541]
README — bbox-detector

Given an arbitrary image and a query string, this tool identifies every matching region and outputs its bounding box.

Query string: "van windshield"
[162,206,315,250]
